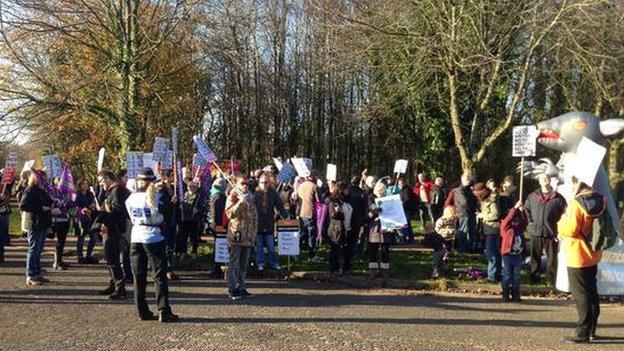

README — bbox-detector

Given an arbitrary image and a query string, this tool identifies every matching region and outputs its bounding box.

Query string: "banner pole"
[519,157,525,203]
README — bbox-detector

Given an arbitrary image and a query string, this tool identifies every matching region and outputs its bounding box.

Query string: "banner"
[278,230,300,256]
[4,152,18,168]
[214,237,229,263]
[2,167,15,185]
[273,157,283,171]
[151,137,169,162]
[326,164,337,182]
[193,135,217,163]
[512,125,538,157]
[393,159,408,174]
[42,154,62,178]
[126,152,143,179]
[375,194,408,231]
[97,148,105,172]
[58,164,76,195]
[21,159,35,173]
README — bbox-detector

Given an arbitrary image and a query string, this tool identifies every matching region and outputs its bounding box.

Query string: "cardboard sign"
[193,153,206,168]
[22,159,35,173]
[2,167,15,184]
[393,159,408,174]
[273,157,283,171]
[277,163,296,183]
[193,135,217,163]
[214,236,229,263]
[375,194,408,231]
[569,137,606,187]
[278,230,300,256]
[5,152,18,168]
[162,150,173,170]
[42,154,62,178]
[512,125,538,157]
[126,152,143,179]
[326,164,337,182]
[97,148,106,172]
[151,137,169,162]
[292,157,310,177]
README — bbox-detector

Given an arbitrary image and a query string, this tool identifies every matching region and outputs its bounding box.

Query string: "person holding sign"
[367,181,394,278]
[225,175,258,300]
[125,168,178,323]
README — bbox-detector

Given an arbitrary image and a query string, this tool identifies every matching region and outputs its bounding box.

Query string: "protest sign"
[193,135,217,163]
[273,157,283,171]
[22,159,35,173]
[2,167,15,184]
[512,125,537,157]
[43,155,62,178]
[126,152,143,179]
[292,157,310,177]
[277,163,296,183]
[97,148,105,173]
[375,194,408,231]
[142,153,158,179]
[5,152,18,168]
[303,158,312,170]
[151,137,169,162]
[393,159,408,174]
[278,230,300,256]
[162,150,173,169]
[326,164,337,182]
[214,237,229,263]
[568,137,606,187]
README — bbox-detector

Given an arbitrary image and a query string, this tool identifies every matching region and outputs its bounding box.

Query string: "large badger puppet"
[522,111,624,294]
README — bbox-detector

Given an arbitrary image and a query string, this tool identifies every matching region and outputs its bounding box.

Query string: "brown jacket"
[297,180,318,219]
[225,193,258,247]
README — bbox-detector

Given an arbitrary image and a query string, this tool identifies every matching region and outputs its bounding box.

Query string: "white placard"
[162,150,173,169]
[193,135,217,163]
[375,194,408,231]
[97,147,106,172]
[512,125,538,157]
[278,230,300,256]
[5,152,18,168]
[277,164,296,183]
[214,237,229,263]
[151,137,169,162]
[142,153,157,179]
[326,164,337,182]
[126,152,143,179]
[393,159,408,174]
[21,159,35,173]
[273,157,283,171]
[292,157,310,177]
[568,137,606,187]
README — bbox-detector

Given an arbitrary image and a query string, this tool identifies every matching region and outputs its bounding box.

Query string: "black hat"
[137,168,156,182]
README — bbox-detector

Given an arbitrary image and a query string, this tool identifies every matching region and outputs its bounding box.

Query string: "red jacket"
[499,207,528,255]
[413,181,434,203]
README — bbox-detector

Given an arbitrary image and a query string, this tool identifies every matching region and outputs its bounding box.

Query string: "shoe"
[139,312,158,321]
[166,272,179,281]
[37,276,50,283]
[241,289,255,299]
[511,290,522,302]
[26,277,42,285]
[124,277,134,284]
[107,290,127,301]
[98,285,115,296]
[159,313,179,323]
[85,256,99,264]
[52,261,67,271]
[564,335,590,344]
[228,291,242,300]
[77,257,86,264]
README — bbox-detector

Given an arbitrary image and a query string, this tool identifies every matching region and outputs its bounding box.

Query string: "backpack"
[587,207,620,251]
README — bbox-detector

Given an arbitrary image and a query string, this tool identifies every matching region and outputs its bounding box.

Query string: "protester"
[117,169,133,283]
[179,181,205,258]
[558,176,605,343]
[225,175,258,300]
[499,176,519,215]
[13,170,30,206]
[125,168,178,323]
[20,170,53,285]
[499,201,528,302]
[413,173,435,224]
[278,181,296,219]
[327,182,354,275]
[74,180,98,264]
[96,170,129,300]
[208,177,228,277]
[49,178,73,271]
[448,172,478,253]
[0,182,11,262]
[396,177,416,244]
[346,176,367,259]
[474,182,501,282]
[367,181,393,278]
[524,173,566,285]
[297,170,321,261]
[155,169,179,280]
[434,205,457,265]
[431,177,447,222]
[254,172,285,271]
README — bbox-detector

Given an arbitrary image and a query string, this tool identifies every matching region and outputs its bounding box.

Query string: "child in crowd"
[499,200,528,302]
[435,205,457,262]
[423,221,447,278]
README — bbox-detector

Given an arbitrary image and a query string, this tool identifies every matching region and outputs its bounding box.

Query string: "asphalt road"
[1,239,623,351]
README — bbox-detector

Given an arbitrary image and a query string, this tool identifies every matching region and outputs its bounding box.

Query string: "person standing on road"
[474,182,501,282]
[74,180,98,264]
[20,170,53,285]
[499,201,528,302]
[0,181,12,263]
[155,169,179,281]
[254,172,285,271]
[413,173,435,224]
[225,175,258,300]
[208,177,228,277]
[448,172,478,253]
[524,173,566,285]
[367,181,393,278]
[126,168,178,323]
[558,176,605,344]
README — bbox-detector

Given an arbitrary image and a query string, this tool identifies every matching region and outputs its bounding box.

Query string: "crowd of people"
[0,161,612,343]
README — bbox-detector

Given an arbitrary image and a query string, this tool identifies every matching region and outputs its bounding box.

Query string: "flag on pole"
[58,164,76,195]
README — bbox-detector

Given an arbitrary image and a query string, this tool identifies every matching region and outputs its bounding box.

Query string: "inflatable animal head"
[536,111,624,153]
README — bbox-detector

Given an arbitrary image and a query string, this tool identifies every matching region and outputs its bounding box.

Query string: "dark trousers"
[568,265,600,338]
[300,217,317,258]
[530,236,558,285]
[178,221,201,254]
[419,203,434,225]
[52,222,70,259]
[163,225,176,270]
[329,241,352,273]
[75,219,97,258]
[103,233,125,292]
[0,214,8,261]
[130,241,172,318]
[121,235,132,281]
[368,242,390,264]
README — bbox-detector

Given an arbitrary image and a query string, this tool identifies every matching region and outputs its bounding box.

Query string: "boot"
[501,288,511,302]
[380,262,391,278]
[53,252,67,271]
[511,289,521,302]
[98,282,115,296]
[368,262,379,278]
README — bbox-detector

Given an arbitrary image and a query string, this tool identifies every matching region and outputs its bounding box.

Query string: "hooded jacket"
[557,188,605,268]
[524,189,566,237]
[225,193,258,247]
[500,207,528,256]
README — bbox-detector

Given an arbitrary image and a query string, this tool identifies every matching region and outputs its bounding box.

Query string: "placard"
[273,157,283,171]
[193,135,217,163]
[512,125,537,157]
[126,152,143,179]
[277,163,296,183]
[568,137,606,187]
[2,167,15,185]
[162,150,173,169]
[278,230,300,256]
[214,236,229,263]
[375,194,408,231]
[42,154,62,178]
[22,159,35,173]
[292,157,310,177]
[97,147,106,172]
[5,152,18,168]
[393,159,408,174]
[151,137,169,162]
[326,164,337,182]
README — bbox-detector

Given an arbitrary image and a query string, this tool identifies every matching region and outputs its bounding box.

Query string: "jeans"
[130,241,172,318]
[485,235,502,281]
[103,233,125,292]
[0,214,9,260]
[228,245,251,293]
[568,265,600,338]
[256,232,278,269]
[75,218,97,258]
[419,203,435,225]
[502,254,522,292]
[456,215,476,253]
[530,236,558,285]
[300,218,317,258]
[26,228,47,277]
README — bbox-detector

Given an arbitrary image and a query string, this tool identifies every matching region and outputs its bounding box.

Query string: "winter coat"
[297,180,318,219]
[254,188,284,234]
[347,184,367,229]
[98,183,130,238]
[557,189,605,268]
[209,191,226,229]
[225,193,258,247]
[500,207,528,256]
[524,189,566,238]
[413,180,434,204]
[19,186,53,231]
[480,194,500,235]
[183,191,205,223]
[368,202,393,244]
[451,185,478,218]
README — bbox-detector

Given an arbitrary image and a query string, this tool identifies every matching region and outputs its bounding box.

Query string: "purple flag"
[58,164,76,195]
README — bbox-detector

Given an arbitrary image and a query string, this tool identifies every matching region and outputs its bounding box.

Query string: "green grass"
[9,205,23,237]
